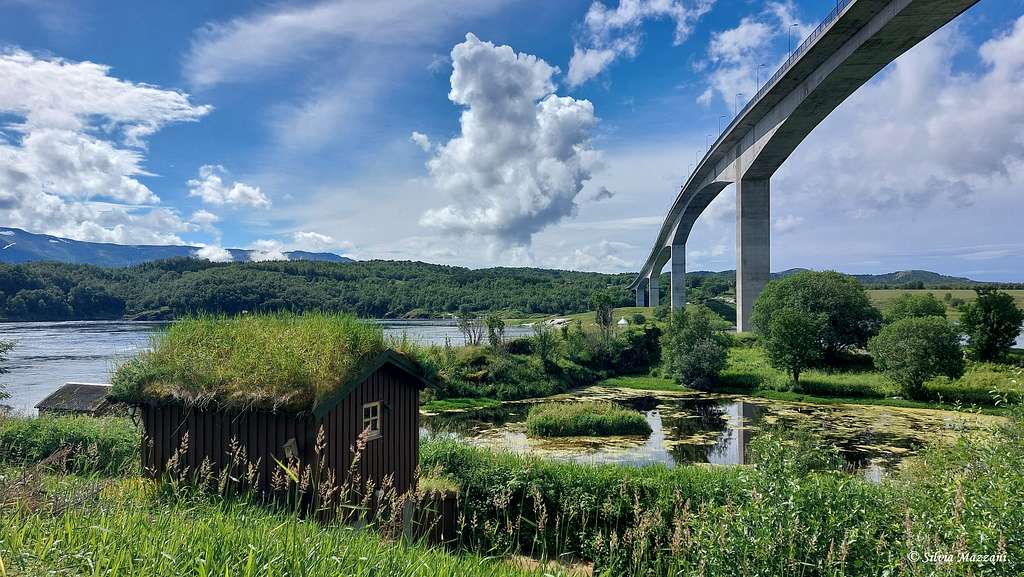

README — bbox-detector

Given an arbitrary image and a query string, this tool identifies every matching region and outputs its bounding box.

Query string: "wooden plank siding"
[140,364,420,499]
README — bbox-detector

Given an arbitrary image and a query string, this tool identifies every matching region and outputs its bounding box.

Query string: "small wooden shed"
[138,350,425,497]
[36,382,117,416]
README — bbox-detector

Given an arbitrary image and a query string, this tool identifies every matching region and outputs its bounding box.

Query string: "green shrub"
[752,270,882,359]
[729,332,758,348]
[525,402,651,437]
[883,292,946,322]
[504,337,533,355]
[869,316,965,399]
[924,362,1024,404]
[960,288,1024,361]
[661,305,729,389]
[0,415,139,476]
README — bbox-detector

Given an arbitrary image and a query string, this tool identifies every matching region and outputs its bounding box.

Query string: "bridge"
[629,0,981,331]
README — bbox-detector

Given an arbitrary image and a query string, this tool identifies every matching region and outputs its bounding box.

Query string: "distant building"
[36,382,118,416]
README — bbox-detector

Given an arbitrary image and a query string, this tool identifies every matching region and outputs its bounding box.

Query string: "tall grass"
[525,402,651,437]
[0,478,555,577]
[111,312,388,411]
[0,415,138,476]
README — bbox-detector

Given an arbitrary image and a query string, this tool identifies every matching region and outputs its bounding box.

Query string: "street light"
[706,134,713,149]
[756,63,767,90]
[789,23,799,57]
[735,92,744,116]
[719,114,727,134]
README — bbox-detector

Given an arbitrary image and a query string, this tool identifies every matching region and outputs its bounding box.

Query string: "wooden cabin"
[138,350,425,496]
[36,382,117,416]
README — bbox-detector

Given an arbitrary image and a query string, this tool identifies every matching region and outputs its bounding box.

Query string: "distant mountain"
[0,228,352,266]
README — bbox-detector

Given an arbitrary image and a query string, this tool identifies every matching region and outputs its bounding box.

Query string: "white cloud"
[183,0,509,151]
[0,49,211,244]
[568,0,716,87]
[190,209,220,232]
[698,1,811,107]
[248,239,289,261]
[420,34,601,248]
[193,244,234,262]
[773,214,803,234]
[290,231,353,252]
[409,131,432,152]
[187,165,270,208]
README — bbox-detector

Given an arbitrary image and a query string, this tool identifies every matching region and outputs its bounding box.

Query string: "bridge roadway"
[629,0,981,330]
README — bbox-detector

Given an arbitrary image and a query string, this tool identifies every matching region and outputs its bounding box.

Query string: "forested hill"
[0,259,636,321]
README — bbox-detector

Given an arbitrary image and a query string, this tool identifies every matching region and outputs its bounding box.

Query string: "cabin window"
[362,401,382,440]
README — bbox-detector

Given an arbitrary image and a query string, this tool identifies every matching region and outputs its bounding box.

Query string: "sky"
[0,0,1022,280]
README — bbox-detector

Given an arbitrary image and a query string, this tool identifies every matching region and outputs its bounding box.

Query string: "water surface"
[0,319,531,413]
[421,386,1002,479]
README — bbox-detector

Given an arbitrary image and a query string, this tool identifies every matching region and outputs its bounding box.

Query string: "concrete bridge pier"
[635,277,648,306]
[648,273,660,308]
[670,244,685,310]
[736,178,770,332]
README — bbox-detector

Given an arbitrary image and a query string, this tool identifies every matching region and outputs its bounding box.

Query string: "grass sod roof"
[110,312,426,413]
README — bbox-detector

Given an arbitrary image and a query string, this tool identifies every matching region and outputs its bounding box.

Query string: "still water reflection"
[421,387,999,479]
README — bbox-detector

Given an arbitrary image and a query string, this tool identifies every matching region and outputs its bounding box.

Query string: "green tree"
[630,313,647,325]
[761,307,825,386]
[883,292,946,323]
[869,316,965,399]
[752,271,881,360]
[959,288,1024,361]
[661,305,729,389]
[591,291,614,338]
[484,314,506,350]
[531,323,559,363]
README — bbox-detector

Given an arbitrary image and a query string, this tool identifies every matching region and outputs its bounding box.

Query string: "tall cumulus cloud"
[419,34,601,248]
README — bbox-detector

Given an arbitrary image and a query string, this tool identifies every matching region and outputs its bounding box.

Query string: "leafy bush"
[760,307,825,386]
[525,402,651,437]
[960,287,1024,361]
[869,316,965,399]
[883,292,946,322]
[752,271,882,359]
[0,415,139,476]
[729,332,758,348]
[0,339,12,401]
[630,313,646,325]
[661,305,729,389]
[504,337,533,355]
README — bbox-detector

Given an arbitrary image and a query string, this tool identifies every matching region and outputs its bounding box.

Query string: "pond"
[421,386,1003,480]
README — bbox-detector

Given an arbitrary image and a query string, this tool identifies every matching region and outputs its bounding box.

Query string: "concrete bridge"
[629,0,981,331]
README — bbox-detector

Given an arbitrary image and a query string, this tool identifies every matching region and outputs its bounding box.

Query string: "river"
[0,320,532,414]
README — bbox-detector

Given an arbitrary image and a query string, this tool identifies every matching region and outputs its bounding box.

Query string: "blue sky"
[1,0,1023,280]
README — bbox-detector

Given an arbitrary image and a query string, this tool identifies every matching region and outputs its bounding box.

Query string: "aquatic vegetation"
[525,402,651,437]
[425,408,1024,576]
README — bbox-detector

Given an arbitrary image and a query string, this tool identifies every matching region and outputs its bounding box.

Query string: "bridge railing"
[703,0,855,164]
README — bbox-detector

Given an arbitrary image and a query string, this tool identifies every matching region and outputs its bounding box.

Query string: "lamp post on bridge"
[719,114,726,135]
[756,63,766,91]
[735,93,744,117]
[789,23,799,56]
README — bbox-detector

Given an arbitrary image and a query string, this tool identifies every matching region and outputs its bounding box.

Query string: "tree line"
[0,259,639,321]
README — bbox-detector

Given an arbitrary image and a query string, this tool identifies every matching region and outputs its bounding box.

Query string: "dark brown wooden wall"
[322,364,420,495]
[140,364,420,496]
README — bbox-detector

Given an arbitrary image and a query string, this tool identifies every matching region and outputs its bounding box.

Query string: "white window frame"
[362,401,382,440]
